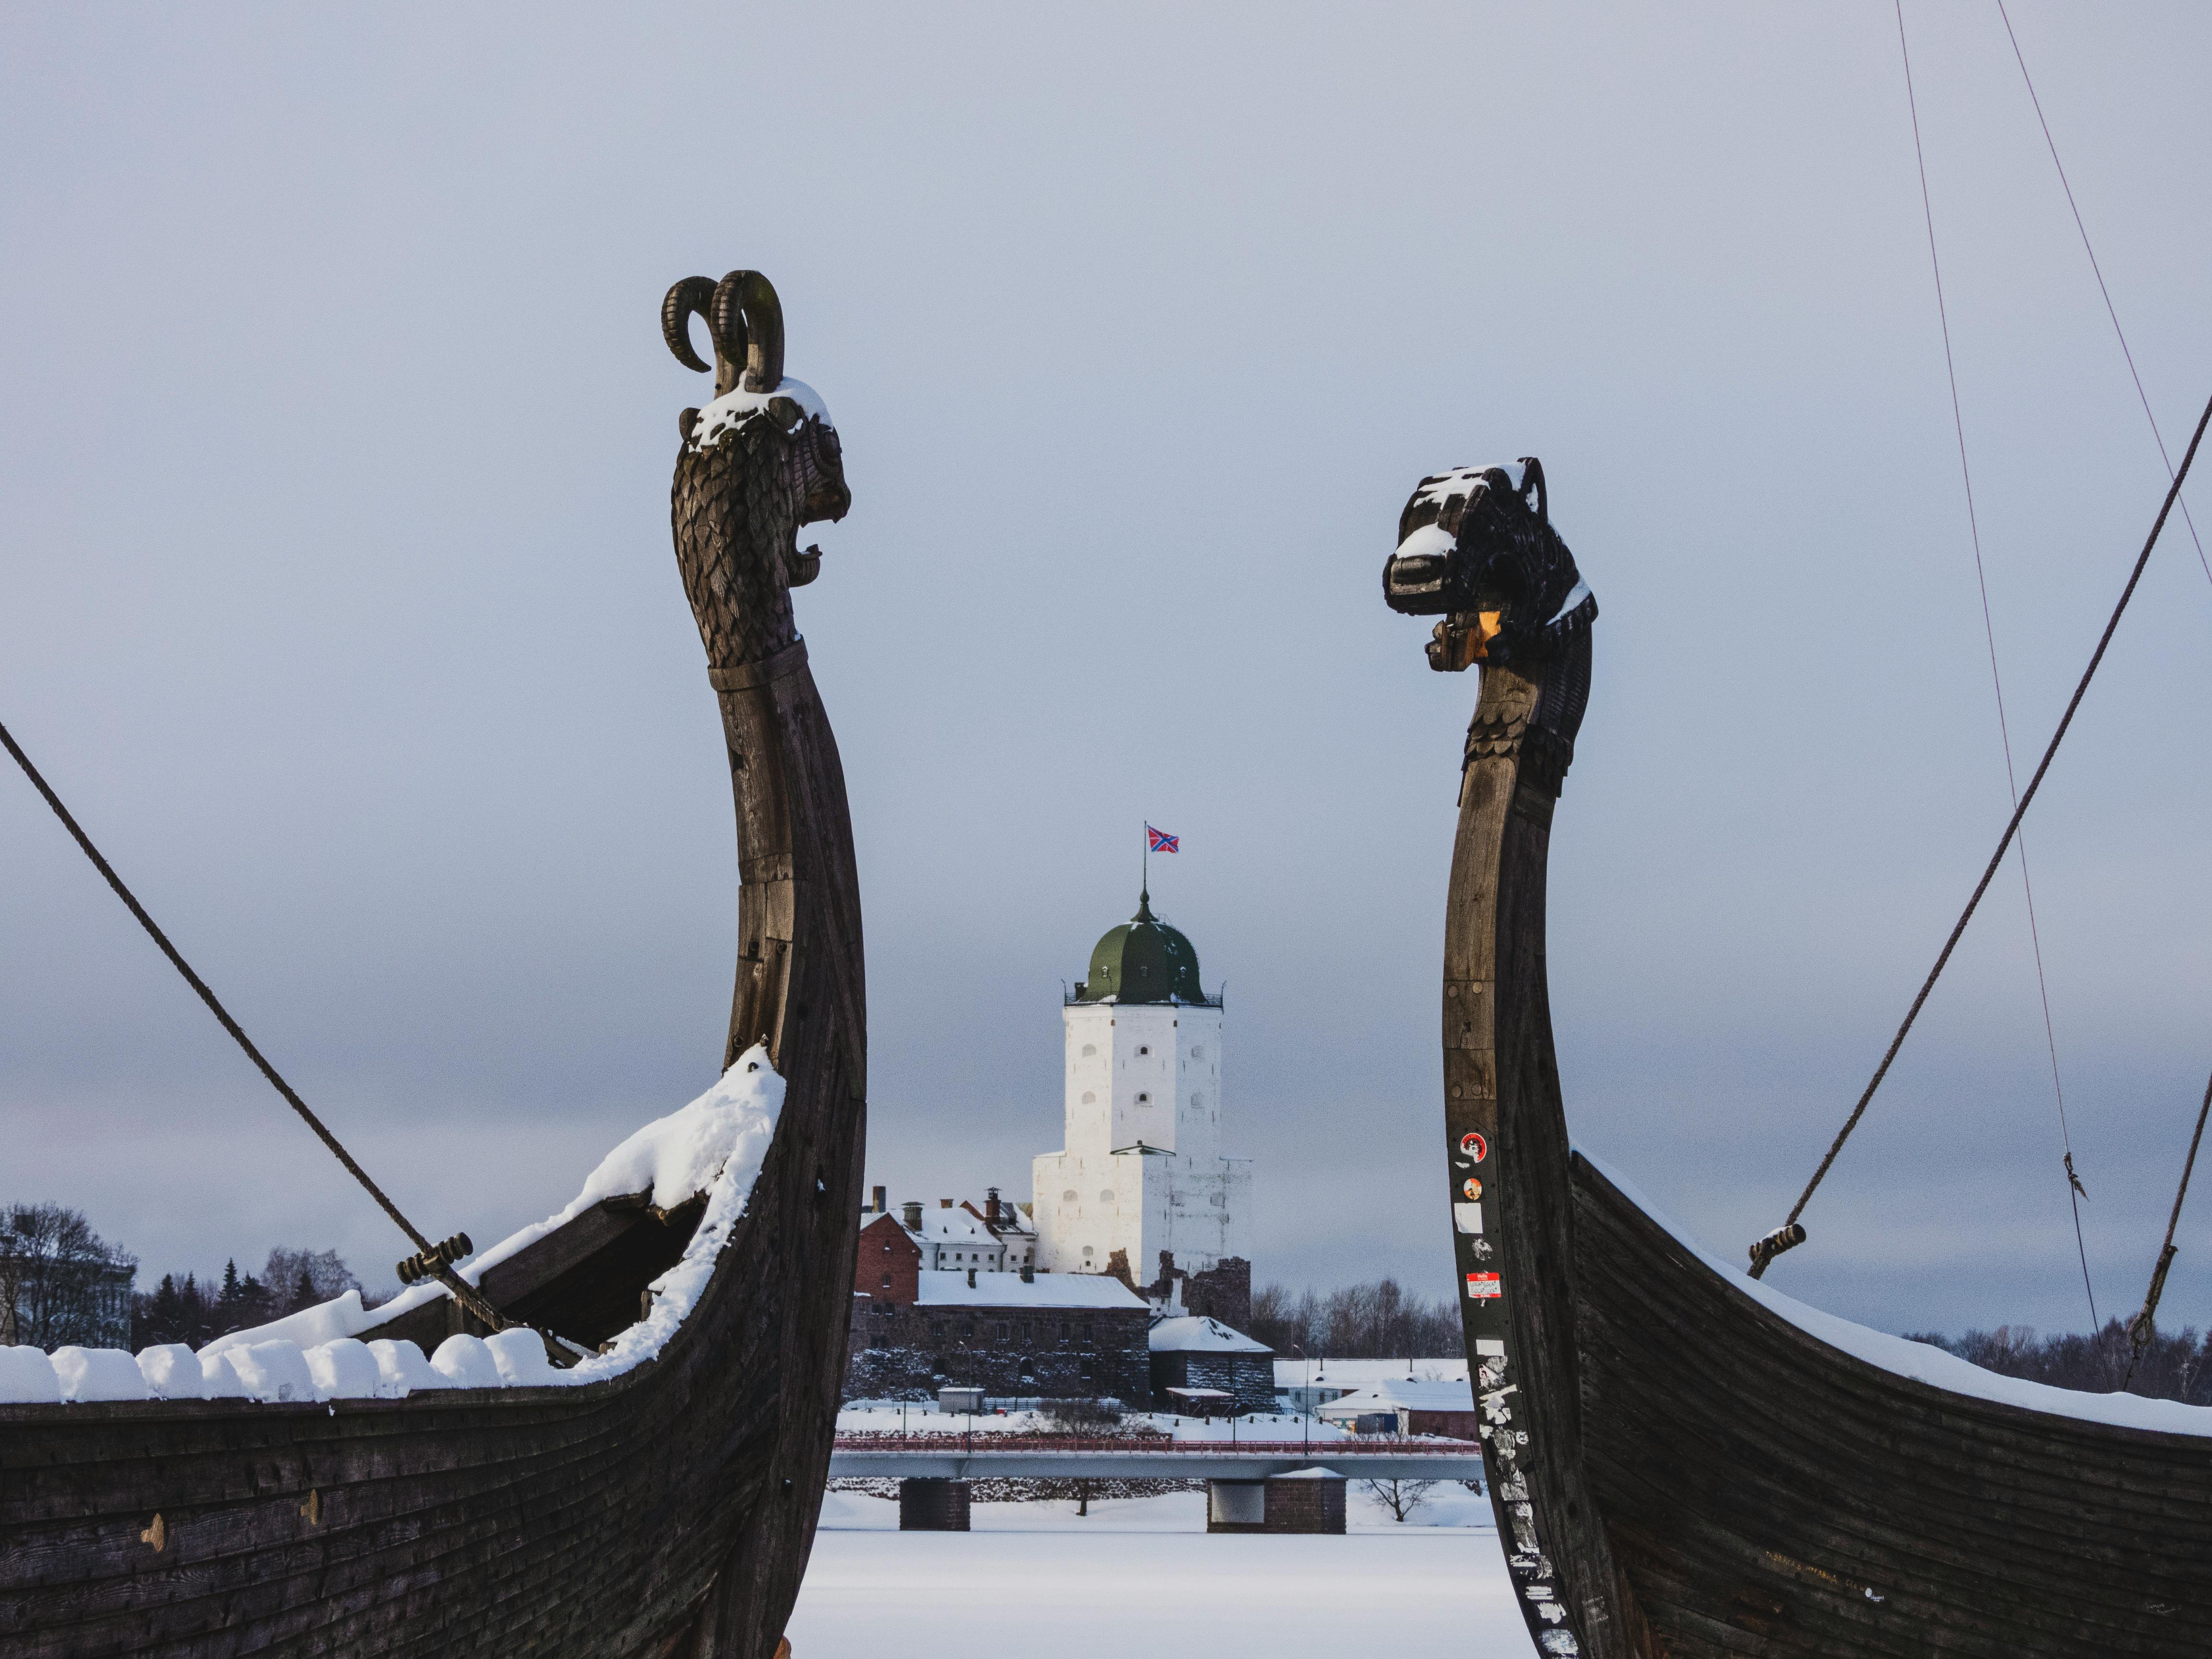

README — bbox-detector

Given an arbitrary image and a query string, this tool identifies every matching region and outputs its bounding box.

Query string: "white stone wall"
[1033,1001,1244,1280]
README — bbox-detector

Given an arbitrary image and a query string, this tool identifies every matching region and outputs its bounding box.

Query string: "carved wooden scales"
[1386,458,2212,1657]
[0,270,866,1659]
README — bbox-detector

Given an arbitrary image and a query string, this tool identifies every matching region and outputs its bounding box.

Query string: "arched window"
[1081,1091,1096,1105]
[1081,1043,1097,1058]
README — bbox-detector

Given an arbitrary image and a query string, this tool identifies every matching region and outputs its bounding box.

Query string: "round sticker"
[1462,1177,1483,1202]
[1459,1130,1488,1164]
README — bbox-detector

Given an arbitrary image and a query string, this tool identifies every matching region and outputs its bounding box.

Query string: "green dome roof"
[1072,890,1211,1005]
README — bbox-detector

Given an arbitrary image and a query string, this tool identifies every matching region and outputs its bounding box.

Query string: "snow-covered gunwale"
[0,268,868,1659]
[1384,454,2212,1658]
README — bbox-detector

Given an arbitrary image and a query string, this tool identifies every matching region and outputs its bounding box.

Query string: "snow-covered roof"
[910,1270,1146,1310]
[1315,1379,1475,1415]
[1273,1358,1469,1387]
[1585,1150,2212,1439]
[863,1202,1036,1246]
[1149,1315,1270,1354]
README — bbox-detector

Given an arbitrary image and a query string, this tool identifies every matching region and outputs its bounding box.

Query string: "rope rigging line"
[0,719,510,1334]
[1749,384,2212,1278]
[1996,0,2211,593]
[2124,1064,2212,1388]
[1893,0,2096,1326]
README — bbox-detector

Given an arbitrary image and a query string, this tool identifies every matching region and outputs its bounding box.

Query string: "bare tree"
[1249,1277,1460,1359]
[1,1203,137,1348]
[1360,1477,1438,1522]
[1908,1322,2211,1405]
[263,1247,362,1314]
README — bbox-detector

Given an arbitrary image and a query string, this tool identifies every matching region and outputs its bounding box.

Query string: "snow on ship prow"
[0,1048,786,1407]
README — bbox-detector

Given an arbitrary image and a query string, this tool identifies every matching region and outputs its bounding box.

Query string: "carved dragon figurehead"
[1382,457,1593,673]
[664,269,851,671]
[1383,456,1599,797]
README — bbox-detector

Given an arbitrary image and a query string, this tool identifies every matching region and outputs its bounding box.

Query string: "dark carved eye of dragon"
[1381,457,1594,672]
[663,269,852,672]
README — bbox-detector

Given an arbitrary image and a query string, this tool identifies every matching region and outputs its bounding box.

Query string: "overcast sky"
[4,4,2208,1343]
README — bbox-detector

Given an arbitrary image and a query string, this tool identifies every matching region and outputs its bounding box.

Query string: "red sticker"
[1467,1272,1502,1300]
[1460,1130,1488,1163]
[1462,1177,1483,1202]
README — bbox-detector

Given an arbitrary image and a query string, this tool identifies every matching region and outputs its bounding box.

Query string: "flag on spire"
[1146,825,1179,854]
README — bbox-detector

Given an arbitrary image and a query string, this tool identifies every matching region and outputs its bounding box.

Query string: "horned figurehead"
[1382,457,1592,672]
[664,269,851,671]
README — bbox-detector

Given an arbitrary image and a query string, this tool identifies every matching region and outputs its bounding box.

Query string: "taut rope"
[1750,385,2212,1277]
[1894,0,2096,1325]
[2124,1066,2212,1387]
[0,720,510,1334]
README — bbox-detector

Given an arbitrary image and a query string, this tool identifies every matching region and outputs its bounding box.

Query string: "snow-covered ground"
[793,1489,1520,1659]
[838,1404,1365,1441]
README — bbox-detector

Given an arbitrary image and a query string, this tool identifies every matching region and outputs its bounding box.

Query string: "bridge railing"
[830,1432,1484,1456]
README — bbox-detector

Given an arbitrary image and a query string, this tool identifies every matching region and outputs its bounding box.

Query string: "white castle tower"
[1032,888,1250,1288]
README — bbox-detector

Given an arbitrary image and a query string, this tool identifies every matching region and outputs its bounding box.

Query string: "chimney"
[985,1187,1001,1225]
[872,1185,887,1214]
[966,1267,977,1289]
[902,1201,923,1228]
[1020,1262,1034,1284]
[940,1198,953,1209]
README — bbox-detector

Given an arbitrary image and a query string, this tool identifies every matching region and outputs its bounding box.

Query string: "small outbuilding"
[1148,1314,1274,1414]
[1313,1377,1479,1438]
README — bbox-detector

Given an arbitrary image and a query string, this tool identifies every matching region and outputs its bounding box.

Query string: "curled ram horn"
[662,276,718,375]
[711,269,784,394]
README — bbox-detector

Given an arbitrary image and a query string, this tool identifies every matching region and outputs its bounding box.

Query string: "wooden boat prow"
[1383,457,2212,1657]
[0,270,867,1659]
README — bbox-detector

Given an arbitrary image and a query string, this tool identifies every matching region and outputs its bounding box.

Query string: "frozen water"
[792,1489,1515,1659]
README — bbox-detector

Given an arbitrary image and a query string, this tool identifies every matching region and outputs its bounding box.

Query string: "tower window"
[1137,1092,1150,1104]
[1192,1094,1203,1108]
[1082,1091,1095,1104]
[1063,1190,1079,1202]
[1137,1046,1150,1056]
[1190,1045,1203,1059]
[1098,1189,1115,1202]
[1081,1044,1097,1058]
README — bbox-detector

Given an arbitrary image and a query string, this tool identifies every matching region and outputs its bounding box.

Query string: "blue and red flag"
[1146,824,1179,854]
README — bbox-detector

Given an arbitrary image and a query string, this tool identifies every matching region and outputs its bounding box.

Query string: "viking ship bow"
[0,270,866,1659]
[1383,460,2212,1658]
